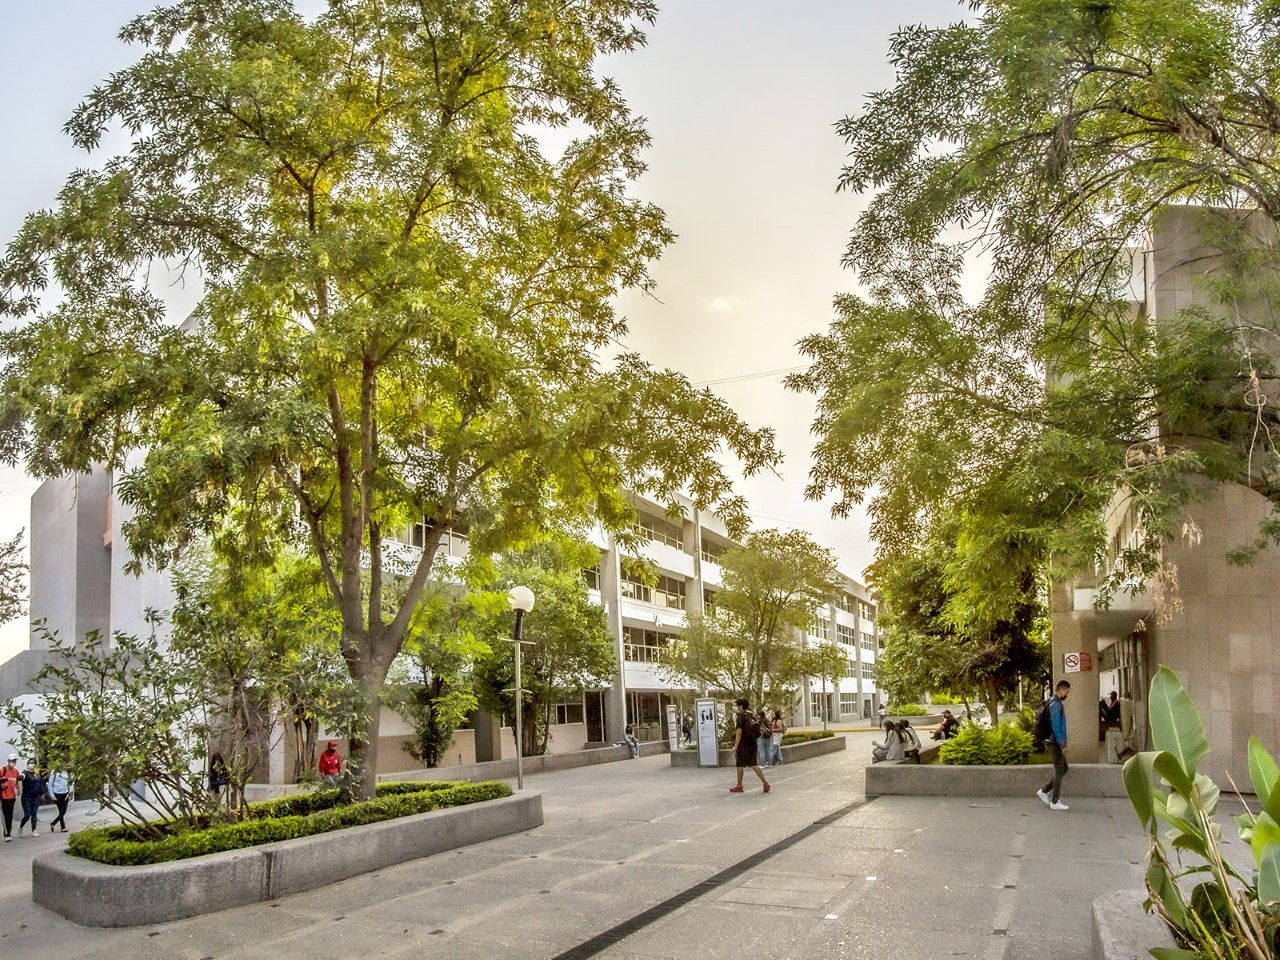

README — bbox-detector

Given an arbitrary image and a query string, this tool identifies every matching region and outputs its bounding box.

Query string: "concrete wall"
[29,471,111,649]
[668,734,846,768]
[865,760,1125,798]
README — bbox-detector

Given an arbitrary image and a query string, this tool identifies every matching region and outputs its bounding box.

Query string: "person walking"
[46,767,71,833]
[729,698,770,794]
[318,741,343,787]
[208,752,229,797]
[0,755,19,842]
[768,710,786,766]
[17,760,45,837]
[755,709,772,767]
[1036,680,1072,811]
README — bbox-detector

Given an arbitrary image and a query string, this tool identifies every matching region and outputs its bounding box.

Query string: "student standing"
[318,741,343,787]
[768,710,786,766]
[0,755,18,842]
[18,760,45,837]
[1036,680,1072,811]
[46,768,71,833]
[729,699,770,794]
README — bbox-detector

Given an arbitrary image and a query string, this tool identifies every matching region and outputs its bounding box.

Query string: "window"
[654,575,686,610]
[810,692,825,719]
[700,540,725,565]
[810,618,831,641]
[638,514,684,550]
[860,631,876,653]
[840,693,856,714]
[860,664,877,683]
[623,627,678,663]
[703,588,718,612]
[845,660,856,678]
[836,623,856,645]
[860,601,876,623]
[836,593,856,614]
[553,701,585,725]
[582,565,600,591]
[406,520,469,558]
[620,569,650,603]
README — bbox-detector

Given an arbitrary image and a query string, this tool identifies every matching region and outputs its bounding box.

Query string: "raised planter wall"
[866,758,1125,798]
[33,791,543,927]
[1091,890,1174,959]
[669,734,846,767]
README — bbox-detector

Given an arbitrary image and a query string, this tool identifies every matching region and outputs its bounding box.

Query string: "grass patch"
[69,780,511,866]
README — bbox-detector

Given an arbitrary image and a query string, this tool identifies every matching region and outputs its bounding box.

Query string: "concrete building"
[2,472,881,780]
[1052,205,1280,786]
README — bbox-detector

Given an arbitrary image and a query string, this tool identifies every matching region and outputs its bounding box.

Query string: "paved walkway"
[0,745,1156,960]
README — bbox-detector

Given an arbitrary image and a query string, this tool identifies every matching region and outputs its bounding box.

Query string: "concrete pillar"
[601,535,628,742]
[267,707,286,785]
[687,509,705,614]
[852,601,863,714]
[1051,580,1101,764]
[473,709,503,763]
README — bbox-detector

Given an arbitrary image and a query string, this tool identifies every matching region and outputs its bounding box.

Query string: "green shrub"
[780,730,835,745]
[68,780,511,866]
[887,703,927,716]
[938,722,1034,765]
[930,692,961,705]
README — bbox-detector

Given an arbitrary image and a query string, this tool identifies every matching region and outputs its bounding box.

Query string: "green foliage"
[780,730,835,746]
[68,780,510,866]
[0,530,24,627]
[930,692,961,705]
[471,540,615,757]
[887,703,927,717]
[662,529,842,707]
[1124,667,1279,956]
[938,722,1034,766]
[0,0,777,798]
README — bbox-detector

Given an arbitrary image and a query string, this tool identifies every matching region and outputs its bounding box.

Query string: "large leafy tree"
[0,531,25,627]
[472,540,615,758]
[791,0,1280,613]
[663,528,842,709]
[0,1,776,796]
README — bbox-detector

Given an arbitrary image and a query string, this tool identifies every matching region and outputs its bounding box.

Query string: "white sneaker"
[30,830,38,837]
[3,835,9,842]
[1036,789,1051,806]
[1050,800,1069,811]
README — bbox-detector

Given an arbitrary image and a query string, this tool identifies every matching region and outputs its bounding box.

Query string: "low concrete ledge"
[866,758,1125,798]
[1092,890,1174,959]
[33,791,542,927]
[669,734,846,768]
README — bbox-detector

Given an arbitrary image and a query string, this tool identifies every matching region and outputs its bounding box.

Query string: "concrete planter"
[866,757,1125,798]
[669,734,846,767]
[33,791,542,927]
[1091,890,1175,959]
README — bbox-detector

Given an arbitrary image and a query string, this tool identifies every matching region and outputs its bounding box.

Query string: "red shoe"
[763,782,771,793]
[729,785,744,793]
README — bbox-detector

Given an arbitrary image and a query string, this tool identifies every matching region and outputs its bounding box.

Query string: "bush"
[930,692,961,705]
[781,730,835,746]
[939,722,1034,766]
[887,703,927,716]
[68,779,510,866]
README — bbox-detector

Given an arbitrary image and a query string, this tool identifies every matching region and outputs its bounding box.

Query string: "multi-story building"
[1053,205,1280,785]
[1,473,882,780]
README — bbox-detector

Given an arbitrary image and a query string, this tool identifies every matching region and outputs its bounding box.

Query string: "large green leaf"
[1251,812,1280,865]
[1259,845,1280,913]
[1248,736,1278,807]
[1146,861,1187,927]
[1154,751,1194,797]
[1125,752,1161,829]
[1148,667,1209,780]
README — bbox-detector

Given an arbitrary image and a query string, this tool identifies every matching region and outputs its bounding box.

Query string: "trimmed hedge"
[938,723,1035,766]
[886,703,927,716]
[781,730,835,746]
[69,780,511,866]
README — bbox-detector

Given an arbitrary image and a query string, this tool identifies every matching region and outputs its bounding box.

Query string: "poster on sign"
[695,697,719,767]
[1063,651,1093,673]
[666,704,680,753]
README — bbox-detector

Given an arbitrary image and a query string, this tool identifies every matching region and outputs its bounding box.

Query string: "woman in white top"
[47,769,71,833]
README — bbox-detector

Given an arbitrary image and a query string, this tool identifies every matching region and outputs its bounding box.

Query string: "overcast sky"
[0,0,968,661]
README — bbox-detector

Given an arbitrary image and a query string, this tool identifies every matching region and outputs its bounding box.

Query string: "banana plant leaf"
[1149,667,1209,781]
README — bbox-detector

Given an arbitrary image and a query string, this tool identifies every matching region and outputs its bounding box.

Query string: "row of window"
[836,623,856,645]
[637,514,685,550]
[622,626,679,664]
[840,692,857,712]
[620,571,686,610]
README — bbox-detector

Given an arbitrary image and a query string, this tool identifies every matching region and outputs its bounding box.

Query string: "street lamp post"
[507,585,535,791]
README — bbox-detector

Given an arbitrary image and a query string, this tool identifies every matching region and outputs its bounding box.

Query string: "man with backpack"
[729,698,771,794]
[1035,680,1072,811]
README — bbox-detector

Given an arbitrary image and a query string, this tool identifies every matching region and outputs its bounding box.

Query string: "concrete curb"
[1091,890,1175,958]
[866,758,1125,798]
[668,735,846,768]
[33,791,543,927]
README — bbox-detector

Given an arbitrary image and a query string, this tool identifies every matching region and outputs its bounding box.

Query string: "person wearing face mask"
[0,756,19,842]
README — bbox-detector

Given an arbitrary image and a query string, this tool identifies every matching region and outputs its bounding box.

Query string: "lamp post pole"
[507,585,535,792]
[513,607,526,791]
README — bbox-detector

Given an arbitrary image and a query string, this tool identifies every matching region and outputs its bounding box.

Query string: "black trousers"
[50,793,69,830]
[1042,741,1069,802]
[0,797,12,836]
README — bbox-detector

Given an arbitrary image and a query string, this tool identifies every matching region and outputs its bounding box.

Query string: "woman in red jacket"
[318,741,343,787]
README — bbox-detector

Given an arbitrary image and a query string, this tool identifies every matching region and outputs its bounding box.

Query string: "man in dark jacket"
[1037,680,1072,811]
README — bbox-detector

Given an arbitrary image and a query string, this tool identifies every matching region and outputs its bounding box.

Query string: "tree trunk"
[348,668,388,800]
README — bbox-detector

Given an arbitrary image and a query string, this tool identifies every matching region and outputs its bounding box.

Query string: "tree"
[383,580,486,769]
[472,541,614,757]
[872,522,1048,727]
[663,528,841,709]
[789,0,1280,619]
[0,1,777,797]
[0,530,25,627]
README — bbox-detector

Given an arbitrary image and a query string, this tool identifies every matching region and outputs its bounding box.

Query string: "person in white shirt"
[46,769,71,833]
